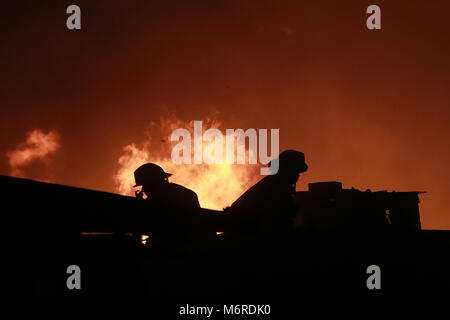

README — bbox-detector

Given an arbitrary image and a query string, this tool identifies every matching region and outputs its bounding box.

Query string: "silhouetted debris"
[0,174,448,300]
[294,181,423,231]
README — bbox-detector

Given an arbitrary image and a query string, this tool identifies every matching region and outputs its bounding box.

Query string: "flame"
[115,143,151,195]
[6,129,61,178]
[141,235,149,245]
[114,117,259,210]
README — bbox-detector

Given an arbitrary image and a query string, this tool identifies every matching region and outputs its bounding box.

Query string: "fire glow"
[170,120,279,175]
[114,118,260,210]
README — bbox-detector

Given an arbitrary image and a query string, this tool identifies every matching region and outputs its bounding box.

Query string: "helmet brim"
[133,172,172,187]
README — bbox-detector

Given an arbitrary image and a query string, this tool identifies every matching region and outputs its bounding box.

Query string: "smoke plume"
[7,129,61,178]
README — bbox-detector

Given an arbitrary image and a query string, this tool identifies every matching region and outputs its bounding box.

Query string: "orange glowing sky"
[0,1,449,229]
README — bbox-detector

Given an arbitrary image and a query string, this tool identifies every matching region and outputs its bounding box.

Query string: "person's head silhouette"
[134,163,172,197]
[269,150,308,186]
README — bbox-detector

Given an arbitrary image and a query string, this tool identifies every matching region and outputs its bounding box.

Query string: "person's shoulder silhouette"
[229,150,308,234]
[164,182,200,209]
[232,150,308,211]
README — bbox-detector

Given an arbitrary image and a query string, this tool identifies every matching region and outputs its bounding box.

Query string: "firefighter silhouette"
[133,163,211,246]
[228,150,308,236]
[134,163,200,209]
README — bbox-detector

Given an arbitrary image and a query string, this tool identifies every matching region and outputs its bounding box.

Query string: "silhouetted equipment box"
[294,181,423,231]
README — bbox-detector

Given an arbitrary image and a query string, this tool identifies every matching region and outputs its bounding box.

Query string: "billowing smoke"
[114,117,260,210]
[6,129,61,178]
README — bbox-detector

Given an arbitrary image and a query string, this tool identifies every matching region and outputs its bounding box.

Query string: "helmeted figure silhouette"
[228,150,308,237]
[134,163,200,209]
[133,163,207,246]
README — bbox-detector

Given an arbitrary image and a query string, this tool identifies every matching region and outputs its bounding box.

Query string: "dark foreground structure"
[0,175,449,302]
